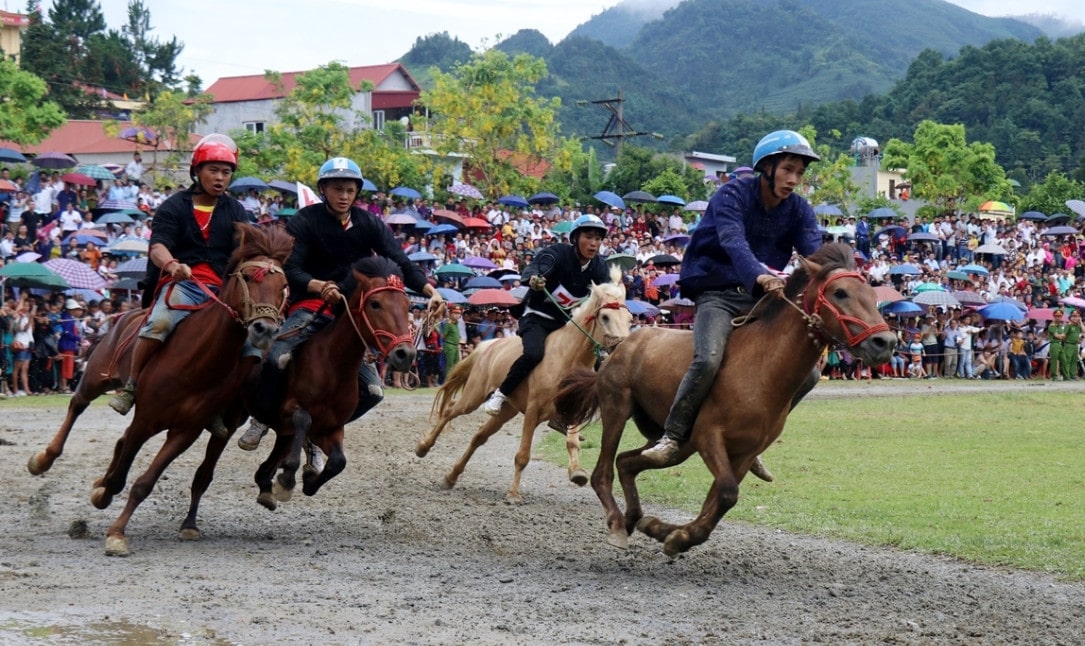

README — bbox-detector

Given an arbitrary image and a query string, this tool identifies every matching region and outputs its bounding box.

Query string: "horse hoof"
[27,453,50,476]
[90,487,112,510]
[662,529,690,557]
[272,479,293,502]
[505,492,524,505]
[606,531,629,550]
[414,443,430,458]
[569,469,589,487]
[104,535,130,557]
[256,492,277,511]
[178,527,202,541]
[440,474,457,490]
[634,516,657,534]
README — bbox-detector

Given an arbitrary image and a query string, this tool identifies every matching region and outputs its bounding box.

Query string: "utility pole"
[577,89,661,158]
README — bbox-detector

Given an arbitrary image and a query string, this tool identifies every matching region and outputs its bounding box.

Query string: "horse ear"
[798,254,823,277]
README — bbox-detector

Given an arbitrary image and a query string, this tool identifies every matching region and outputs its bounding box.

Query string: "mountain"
[1009,13,1085,38]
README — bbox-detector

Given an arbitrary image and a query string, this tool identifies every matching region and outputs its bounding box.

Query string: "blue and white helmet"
[317,157,363,187]
[570,213,608,240]
[752,130,820,172]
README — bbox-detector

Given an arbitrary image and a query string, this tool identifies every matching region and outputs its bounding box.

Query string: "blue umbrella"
[593,190,625,210]
[528,192,559,205]
[1017,210,1047,221]
[390,186,422,199]
[408,251,439,262]
[625,300,659,316]
[97,212,136,225]
[426,224,459,236]
[875,225,906,239]
[959,264,990,276]
[411,219,434,231]
[880,300,923,315]
[868,207,898,220]
[656,194,686,206]
[229,176,269,192]
[887,263,923,275]
[0,147,27,163]
[498,194,530,209]
[361,178,378,192]
[268,179,297,193]
[114,257,148,278]
[465,276,502,289]
[814,204,843,216]
[437,287,467,304]
[979,302,1025,322]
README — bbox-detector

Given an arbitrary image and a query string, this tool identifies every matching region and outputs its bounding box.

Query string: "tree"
[119,0,183,100]
[420,50,563,199]
[0,58,67,145]
[1019,171,1084,217]
[881,120,1012,219]
[799,126,861,216]
[107,89,213,188]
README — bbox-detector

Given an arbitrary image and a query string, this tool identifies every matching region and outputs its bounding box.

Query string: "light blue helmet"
[570,213,608,240]
[752,130,820,172]
[317,157,363,187]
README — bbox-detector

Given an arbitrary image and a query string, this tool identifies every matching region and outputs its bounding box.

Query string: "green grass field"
[540,390,1085,580]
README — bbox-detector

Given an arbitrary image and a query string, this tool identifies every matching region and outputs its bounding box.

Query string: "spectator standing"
[956,314,982,379]
[125,152,144,184]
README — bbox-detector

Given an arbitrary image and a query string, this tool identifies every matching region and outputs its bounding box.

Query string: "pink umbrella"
[43,258,108,290]
[467,288,519,307]
[1059,296,1085,309]
[1026,308,1054,321]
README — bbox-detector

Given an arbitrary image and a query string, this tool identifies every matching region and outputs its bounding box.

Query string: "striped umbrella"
[42,259,108,290]
[912,291,960,308]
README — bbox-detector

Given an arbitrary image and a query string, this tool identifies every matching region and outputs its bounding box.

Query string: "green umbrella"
[435,262,475,277]
[913,282,946,293]
[276,208,297,217]
[550,221,574,234]
[605,253,637,271]
[76,164,119,181]
[0,262,71,290]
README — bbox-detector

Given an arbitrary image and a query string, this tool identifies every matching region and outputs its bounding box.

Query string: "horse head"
[340,256,416,373]
[573,266,633,353]
[222,223,293,351]
[788,243,896,365]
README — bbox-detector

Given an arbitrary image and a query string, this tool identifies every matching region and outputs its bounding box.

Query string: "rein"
[165,259,287,327]
[542,287,628,360]
[340,274,413,360]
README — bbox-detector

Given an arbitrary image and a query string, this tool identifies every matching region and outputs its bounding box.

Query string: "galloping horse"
[253,256,415,510]
[415,269,632,503]
[85,224,293,556]
[553,243,896,555]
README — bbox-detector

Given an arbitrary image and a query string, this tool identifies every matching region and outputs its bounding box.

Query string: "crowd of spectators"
[3,166,1085,396]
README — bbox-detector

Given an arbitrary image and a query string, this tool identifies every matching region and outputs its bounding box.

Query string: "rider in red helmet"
[108,134,251,436]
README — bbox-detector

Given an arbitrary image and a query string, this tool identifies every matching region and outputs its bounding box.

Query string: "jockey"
[108,134,250,436]
[238,157,443,450]
[642,130,823,467]
[482,213,610,416]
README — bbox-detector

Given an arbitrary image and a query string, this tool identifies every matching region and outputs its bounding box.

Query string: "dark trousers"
[498,314,565,396]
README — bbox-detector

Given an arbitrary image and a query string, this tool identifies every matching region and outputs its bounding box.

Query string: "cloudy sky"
[41,0,1085,87]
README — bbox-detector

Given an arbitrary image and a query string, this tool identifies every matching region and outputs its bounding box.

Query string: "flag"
[297,182,322,207]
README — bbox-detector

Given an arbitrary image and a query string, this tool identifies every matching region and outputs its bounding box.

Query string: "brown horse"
[253,256,415,510]
[83,224,292,556]
[553,243,896,556]
[415,270,632,503]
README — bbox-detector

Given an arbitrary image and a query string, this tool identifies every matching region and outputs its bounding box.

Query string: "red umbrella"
[1026,307,1054,321]
[432,209,466,227]
[873,285,904,303]
[463,217,492,229]
[62,172,97,187]
[467,288,520,307]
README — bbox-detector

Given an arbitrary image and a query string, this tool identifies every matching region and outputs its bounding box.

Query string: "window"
[244,121,265,134]
[372,110,385,131]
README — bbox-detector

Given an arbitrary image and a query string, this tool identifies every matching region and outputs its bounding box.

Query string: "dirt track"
[2,382,1084,645]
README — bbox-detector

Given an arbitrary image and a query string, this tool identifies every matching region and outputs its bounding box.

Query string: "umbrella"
[645,254,681,266]
[912,282,946,293]
[625,300,659,316]
[229,176,269,192]
[462,256,498,270]
[1042,225,1079,236]
[652,273,680,287]
[868,207,898,219]
[880,300,923,315]
[15,252,42,263]
[978,302,1024,322]
[408,251,438,262]
[662,233,690,247]
[390,186,422,199]
[118,126,157,143]
[426,224,459,236]
[410,219,433,231]
[1025,307,1055,321]
[43,258,108,290]
[622,190,656,203]
[527,192,559,205]
[907,232,939,243]
[952,291,988,307]
[874,225,906,239]
[813,204,843,216]
[593,191,625,209]
[109,238,150,254]
[462,217,491,229]
[435,262,474,277]
[385,213,419,225]
[431,209,465,226]
[448,182,483,200]
[467,288,519,307]
[0,147,27,163]
[656,194,686,206]
[1017,210,1048,221]
[1046,213,1071,224]
[887,263,922,275]
[0,262,70,290]
[361,178,378,192]
[465,276,502,289]
[31,151,78,169]
[658,297,695,308]
[60,172,96,187]
[63,231,109,246]
[959,264,990,276]
[498,195,529,209]
[1058,296,1085,309]
[268,179,297,193]
[912,291,960,308]
[114,257,148,278]
[496,273,521,283]
[110,277,141,291]
[436,287,467,304]
[974,244,1007,255]
[96,212,136,225]
[990,295,1028,311]
[946,271,972,282]
[98,198,139,211]
[979,200,1012,213]
[75,165,118,181]
[873,285,905,303]
[550,221,574,234]
[605,253,637,271]
[1064,200,1085,218]
[276,208,297,218]
[684,200,709,212]
[0,179,17,192]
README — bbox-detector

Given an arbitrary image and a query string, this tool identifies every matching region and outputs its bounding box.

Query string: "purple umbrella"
[448,182,483,200]
[43,259,108,290]
[462,255,498,270]
[31,151,78,169]
[652,273,680,287]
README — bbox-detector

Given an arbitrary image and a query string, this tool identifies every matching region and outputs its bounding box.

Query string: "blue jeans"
[957,348,975,378]
[141,279,260,358]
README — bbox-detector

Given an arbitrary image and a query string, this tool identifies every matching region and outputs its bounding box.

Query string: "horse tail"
[429,350,479,422]
[552,367,599,427]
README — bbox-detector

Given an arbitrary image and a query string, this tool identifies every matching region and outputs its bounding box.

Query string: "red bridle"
[348,274,413,360]
[802,270,890,347]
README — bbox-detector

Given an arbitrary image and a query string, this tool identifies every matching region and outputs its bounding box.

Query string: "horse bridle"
[341,273,414,360]
[173,259,287,327]
[799,270,890,348]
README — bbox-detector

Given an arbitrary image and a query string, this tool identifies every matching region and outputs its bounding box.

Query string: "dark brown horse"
[253,256,415,510]
[553,243,896,556]
[81,224,292,556]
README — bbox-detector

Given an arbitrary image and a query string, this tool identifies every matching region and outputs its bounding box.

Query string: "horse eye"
[833,288,848,299]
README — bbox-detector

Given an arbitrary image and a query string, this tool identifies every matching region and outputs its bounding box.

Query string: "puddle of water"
[0,614,232,645]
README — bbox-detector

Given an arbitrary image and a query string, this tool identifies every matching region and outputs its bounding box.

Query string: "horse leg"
[415,413,456,458]
[564,422,588,486]
[27,396,90,475]
[179,433,230,541]
[255,431,294,511]
[506,412,545,503]
[302,428,345,497]
[104,428,202,557]
[442,408,515,491]
[90,428,144,510]
[274,409,309,501]
[590,413,633,549]
[655,440,740,557]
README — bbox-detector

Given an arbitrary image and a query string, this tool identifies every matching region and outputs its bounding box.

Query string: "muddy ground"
[1,380,1084,645]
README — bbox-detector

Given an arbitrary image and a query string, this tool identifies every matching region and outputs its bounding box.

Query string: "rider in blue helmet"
[482,213,610,417]
[642,130,823,471]
[238,157,443,453]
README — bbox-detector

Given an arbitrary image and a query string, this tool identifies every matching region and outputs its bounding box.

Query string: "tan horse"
[553,243,897,555]
[415,269,632,502]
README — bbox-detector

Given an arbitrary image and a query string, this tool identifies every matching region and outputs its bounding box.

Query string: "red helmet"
[190,134,238,176]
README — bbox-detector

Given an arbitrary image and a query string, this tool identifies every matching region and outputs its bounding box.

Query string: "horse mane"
[570,265,627,324]
[226,223,293,273]
[754,242,858,324]
[335,256,404,314]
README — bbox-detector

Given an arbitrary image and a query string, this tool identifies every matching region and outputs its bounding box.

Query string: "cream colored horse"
[415,269,632,502]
